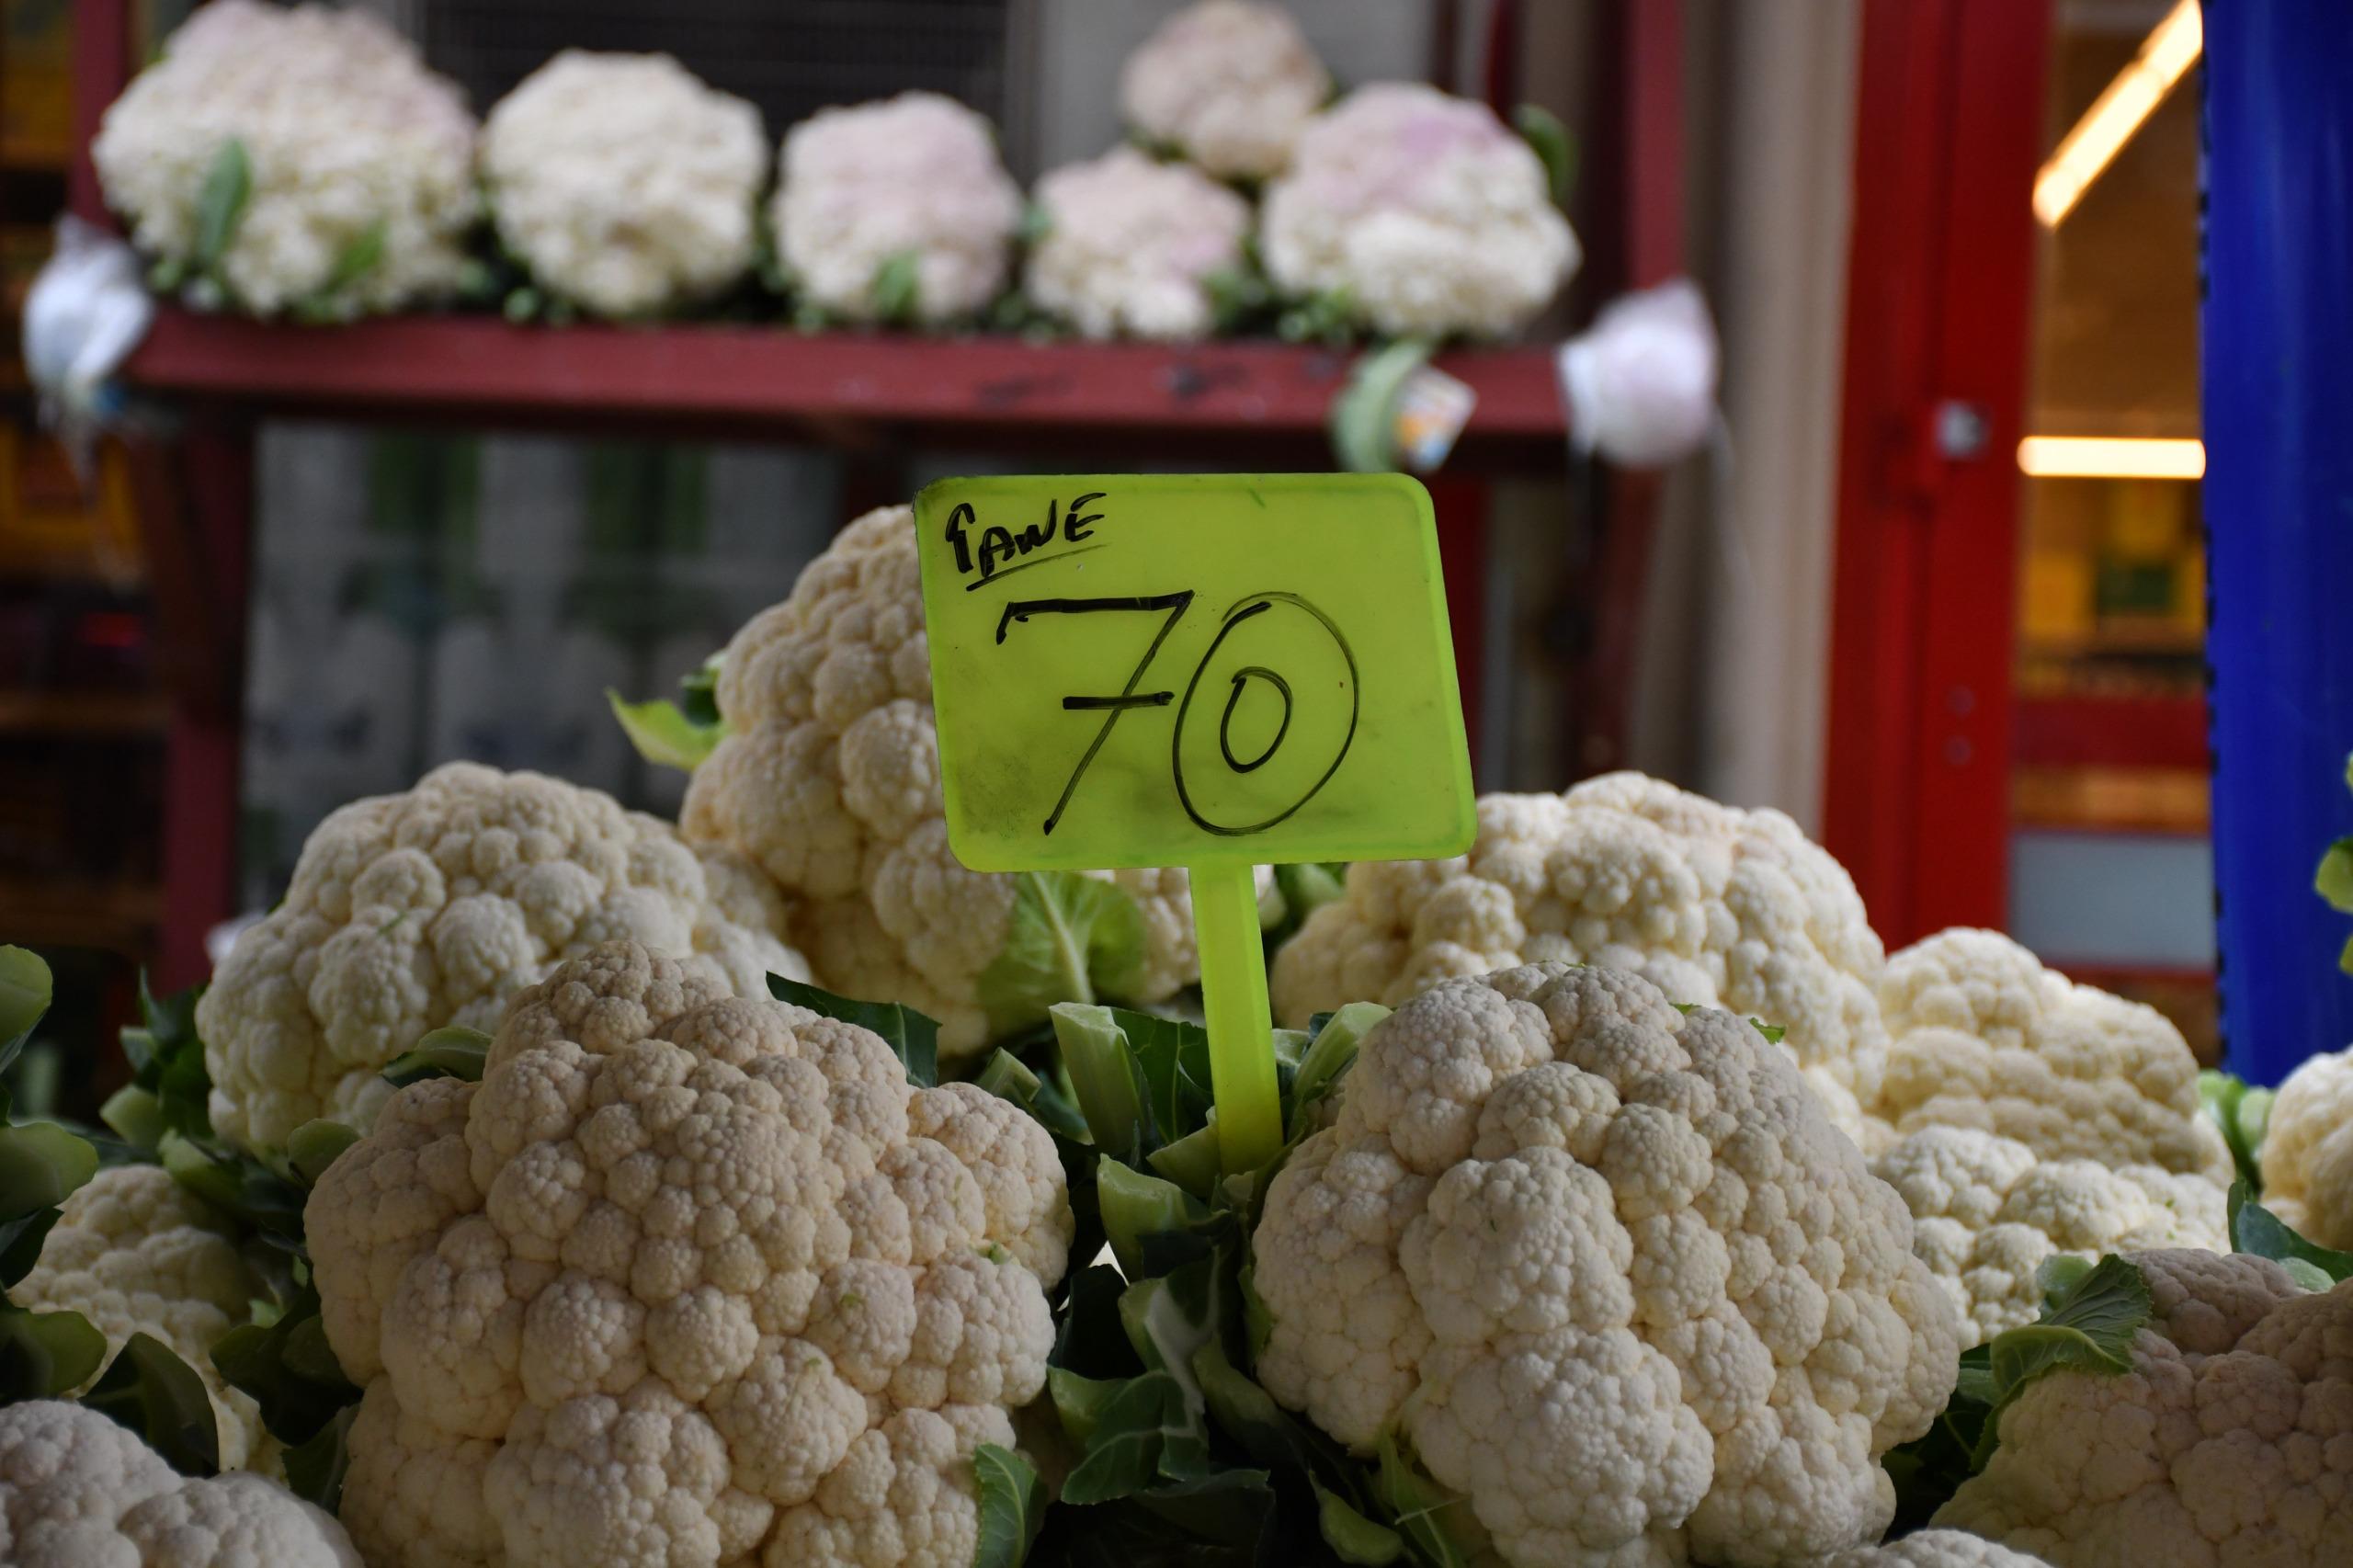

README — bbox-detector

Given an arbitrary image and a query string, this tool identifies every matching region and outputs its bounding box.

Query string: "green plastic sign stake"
[914,473,1474,1174]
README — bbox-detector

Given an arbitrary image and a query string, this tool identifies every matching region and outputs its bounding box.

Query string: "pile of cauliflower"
[10,744,2326,1568]
[1234,784,2349,1567]
[92,0,478,317]
[1273,776,2244,1363]
[91,0,1593,347]
[63,17,2339,1566]
[26,457,2300,1566]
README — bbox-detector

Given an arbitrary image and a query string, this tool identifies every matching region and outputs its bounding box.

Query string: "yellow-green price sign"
[914,473,1474,1172]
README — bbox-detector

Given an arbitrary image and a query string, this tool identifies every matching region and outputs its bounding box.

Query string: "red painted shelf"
[122,310,1571,468]
[2014,692,2209,772]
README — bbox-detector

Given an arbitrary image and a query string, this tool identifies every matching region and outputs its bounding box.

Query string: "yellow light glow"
[2018,436,2206,480]
[2033,0,2202,227]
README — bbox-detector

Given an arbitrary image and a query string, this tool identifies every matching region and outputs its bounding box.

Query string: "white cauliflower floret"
[306,940,1073,1568]
[10,1165,273,1471]
[92,0,476,317]
[0,1400,358,1565]
[1810,1531,2052,1566]
[1874,929,2230,1179]
[773,93,1020,325]
[481,51,767,318]
[1271,773,1890,1142]
[1024,146,1250,341]
[2256,1045,2353,1247]
[681,504,1257,1061]
[1261,82,1577,338]
[1118,0,1328,180]
[197,761,808,1152]
[1253,964,1961,1567]
[1936,1250,2353,1565]
[1872,1126,2226,1348]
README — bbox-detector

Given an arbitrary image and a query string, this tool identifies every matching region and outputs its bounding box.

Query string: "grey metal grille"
[417,0,1025,159]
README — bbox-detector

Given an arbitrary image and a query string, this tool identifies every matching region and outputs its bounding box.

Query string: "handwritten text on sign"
[913,473,1475,872]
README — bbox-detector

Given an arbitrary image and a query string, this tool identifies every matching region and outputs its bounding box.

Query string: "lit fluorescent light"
[2033,0,2202,227]
[2018,436,2206,480]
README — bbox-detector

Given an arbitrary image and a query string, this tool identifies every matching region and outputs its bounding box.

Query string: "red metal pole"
[1576,0,1685,778]
[1623,0,1687,290]
[1429,474,1490,785]
[125,420,253,989]
[1822,0,2049,942]
[1481,0,1521,111]
[70,0,131,224]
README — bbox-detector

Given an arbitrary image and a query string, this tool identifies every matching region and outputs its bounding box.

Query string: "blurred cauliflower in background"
[93,0,477,318]
[481,51,767,317]
[1024,147,1251,341]
[196,761,807,1152]
[772,92,1021,325]
[1263,82,1578,338]
[1119,0,1329,181]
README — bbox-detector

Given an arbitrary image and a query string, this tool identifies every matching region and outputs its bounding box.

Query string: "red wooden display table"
[126,312,1571,464]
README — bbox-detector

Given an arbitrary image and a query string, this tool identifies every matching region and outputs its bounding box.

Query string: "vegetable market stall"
[63,0,1690,990]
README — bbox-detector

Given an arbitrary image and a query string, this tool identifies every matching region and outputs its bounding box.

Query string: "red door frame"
[1822,0,2051,947]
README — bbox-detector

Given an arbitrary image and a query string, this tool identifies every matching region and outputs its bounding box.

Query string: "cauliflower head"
[773,93,1020,325]
[306,941,1074,1568]
[1271,773,1890,1142]
[1024,146,1251,342]
[1871,1126,2226,1349]
[0,1400,358,1566]
[1935,1249,2353,1566]
[1261,81,1578,338]
[92,0,477,317]
[197,760,808,1152]
[2256,1045,2353,1249]
[680,504,1248,1060]
[10,1164,274,1471]
[1252,963,1961,1567]
[1118,0,1329,180]
[1873,929,2230,1180]
[482,51,768,318]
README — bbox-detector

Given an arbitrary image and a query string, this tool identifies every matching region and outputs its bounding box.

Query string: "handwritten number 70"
[995,591,1359,838]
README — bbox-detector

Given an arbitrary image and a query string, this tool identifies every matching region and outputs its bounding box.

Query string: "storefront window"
[2010,0,2211,1053]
